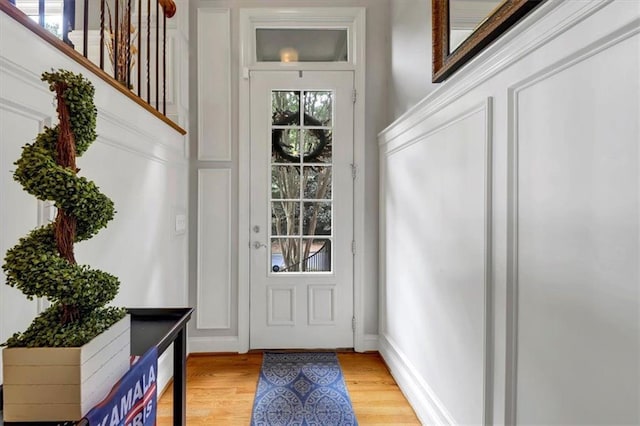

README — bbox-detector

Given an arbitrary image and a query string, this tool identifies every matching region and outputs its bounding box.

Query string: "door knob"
[253,241,267,249]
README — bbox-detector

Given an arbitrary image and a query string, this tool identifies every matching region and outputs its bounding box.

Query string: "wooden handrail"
[0,0,186,135]
[159,0,176,18]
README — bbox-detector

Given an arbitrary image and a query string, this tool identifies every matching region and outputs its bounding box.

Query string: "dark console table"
[127,307,194,426]
[0,307,193,426]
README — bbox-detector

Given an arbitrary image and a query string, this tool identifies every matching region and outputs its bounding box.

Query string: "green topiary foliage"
[2,69,125,348]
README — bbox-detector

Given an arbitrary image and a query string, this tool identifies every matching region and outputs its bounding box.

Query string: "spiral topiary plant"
[2,69,125,348]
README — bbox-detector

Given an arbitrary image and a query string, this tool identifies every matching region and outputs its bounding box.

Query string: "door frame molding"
[238,7,367,352]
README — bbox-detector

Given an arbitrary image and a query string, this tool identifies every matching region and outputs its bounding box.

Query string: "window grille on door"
[270,90,334,273]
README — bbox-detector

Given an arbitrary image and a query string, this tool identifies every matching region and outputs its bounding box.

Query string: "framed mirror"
[432,0,544,82]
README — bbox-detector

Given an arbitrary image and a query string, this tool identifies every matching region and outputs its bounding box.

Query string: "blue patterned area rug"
[250,352,358,426]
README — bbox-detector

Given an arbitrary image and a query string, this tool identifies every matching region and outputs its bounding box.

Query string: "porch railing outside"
[6,0,175,118]
[274,240,332,273]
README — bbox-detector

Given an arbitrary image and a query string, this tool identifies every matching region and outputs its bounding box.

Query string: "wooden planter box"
[2,315,131,422]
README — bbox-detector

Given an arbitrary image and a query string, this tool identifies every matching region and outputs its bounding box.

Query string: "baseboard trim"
[188,335,374,353]
[158,377,174,400]
[156,348,175,399]
[362,334,379,352]
[189,336,240,353]
[379,333,456,425]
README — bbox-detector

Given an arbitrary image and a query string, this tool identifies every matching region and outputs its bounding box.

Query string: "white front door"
[249,70,354,349]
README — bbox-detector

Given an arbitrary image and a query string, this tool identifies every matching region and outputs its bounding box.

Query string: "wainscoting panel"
[197,168,232,329]
[508,30,640,426]
[197,8,231,161]
[380,1,639,425]
[0,105,43,384]
[382,100,492,425]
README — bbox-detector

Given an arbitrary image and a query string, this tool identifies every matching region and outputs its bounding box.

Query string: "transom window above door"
[256,28,349,62]
[240,8,363,68]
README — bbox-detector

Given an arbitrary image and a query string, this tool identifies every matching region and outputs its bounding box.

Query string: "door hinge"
[350,163,357,180]
[352,316,356,331]
[351,240,356,255]
[352,89,357,104]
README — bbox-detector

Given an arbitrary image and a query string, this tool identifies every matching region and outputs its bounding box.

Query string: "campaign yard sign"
[84,346,158,426]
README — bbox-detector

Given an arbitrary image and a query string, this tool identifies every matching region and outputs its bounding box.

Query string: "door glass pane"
[304,91,332,127]
[269,88,334,274]
[271,238,301,272]
[272,91,300,125]
[301,238,332,272]
[303,166,332,199]
[272,166,300,199]
[272,129,301,163]
[302,130,331,163]
[272,202,300,235]
[303,202,332,236]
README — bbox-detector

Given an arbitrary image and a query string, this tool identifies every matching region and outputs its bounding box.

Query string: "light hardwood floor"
[157,352,420,425]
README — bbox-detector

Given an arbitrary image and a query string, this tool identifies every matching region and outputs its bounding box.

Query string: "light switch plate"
[175,213,187,234]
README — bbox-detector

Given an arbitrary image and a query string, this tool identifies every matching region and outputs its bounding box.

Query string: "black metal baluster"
[83,0,89,57]
[146,0,151,103]
[326,245,330,270]
[137,0,142,97]
[62,0,74,46]
[155,0,159,110]
[114,0,119,82]
[38,0,44,27]
[126,0,131,88]
[163,11,166,115]
[100,0,105,70]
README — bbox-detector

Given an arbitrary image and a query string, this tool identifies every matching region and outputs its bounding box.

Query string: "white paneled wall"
[197,169,232,329]
[380,1,640,424]
[189,6,237,352]
[193,10,233,339]
[384,100,492,425]
[0,93,45,385]
[0,9,188,390]
[197,8,231,162]
[509,31,639,425]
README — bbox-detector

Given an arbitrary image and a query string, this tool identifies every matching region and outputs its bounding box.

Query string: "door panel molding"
[268,286,296,326]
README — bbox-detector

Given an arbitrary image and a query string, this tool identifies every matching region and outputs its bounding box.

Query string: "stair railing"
[3,0,180,129]
[274,240,331,273]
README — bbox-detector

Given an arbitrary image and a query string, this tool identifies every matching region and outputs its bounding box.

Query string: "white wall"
[380,1,640,424]
[389,0,438,120]
[189,0,390,352]
[0,8,189,393]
